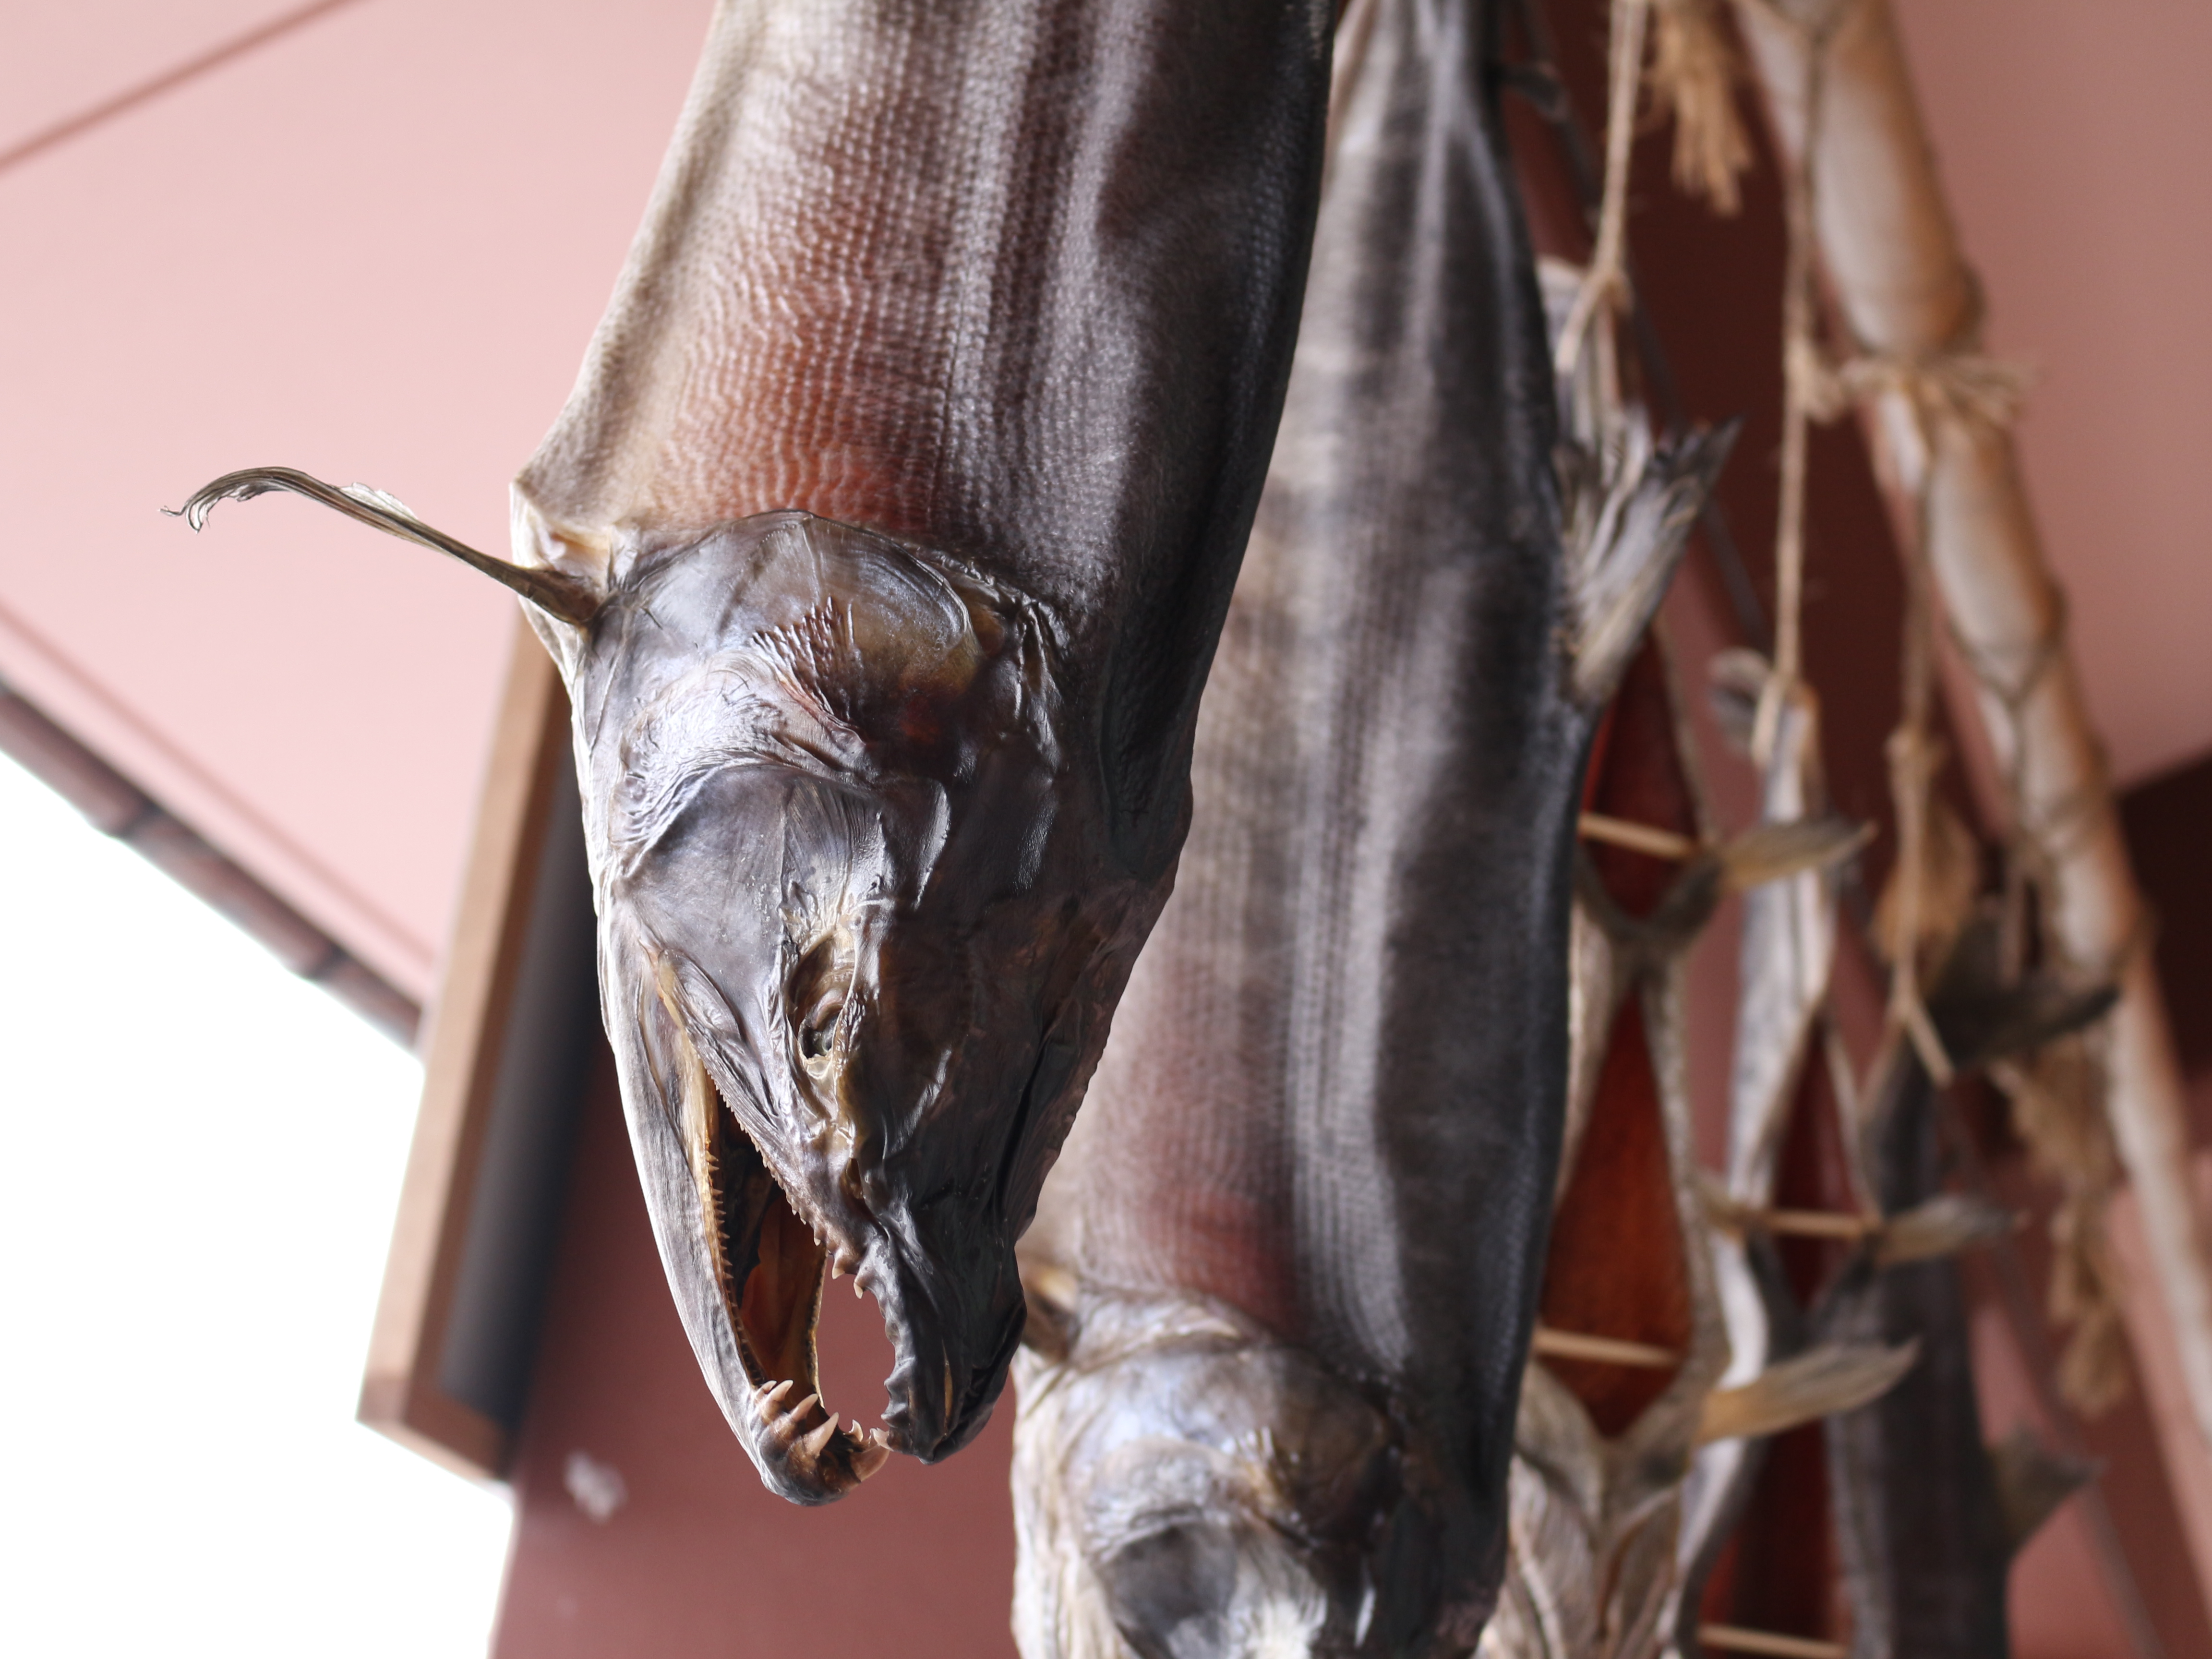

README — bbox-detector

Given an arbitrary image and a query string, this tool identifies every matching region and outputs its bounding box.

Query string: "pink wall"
[1895,0,2212,787]
[495,1052,1020,1659]
[0,0,712,997]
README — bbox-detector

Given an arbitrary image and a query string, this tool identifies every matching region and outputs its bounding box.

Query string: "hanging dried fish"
[1487,575,1894,1659]
[1821,1052,2011,1659]
[1669,649,1851,1630]
[1819,926,2109,1659]
[175,0,1336,1503]
[1486,630,1735,1659]
[1009,0,1730,1650]
[1490,3,2139,1652]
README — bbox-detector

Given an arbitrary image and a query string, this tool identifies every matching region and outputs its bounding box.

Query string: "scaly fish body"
[1011,0,1727,1649]
[516,0,1339,1503]
[183,0,1337,1503]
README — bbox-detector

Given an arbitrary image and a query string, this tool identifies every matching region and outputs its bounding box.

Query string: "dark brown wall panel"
[493,1048,1019,1659]
[2121,753,2212,1087]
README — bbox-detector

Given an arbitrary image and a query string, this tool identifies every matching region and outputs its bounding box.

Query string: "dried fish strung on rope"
[1009,0,1729,1652]
[1487,301,1896,1650]
[1489,6,2127,1653]
[1818,919,2108,1659]
[1486,625,1736,1659]
[1643,0,2138,1648]
[1669,646,1859,1643]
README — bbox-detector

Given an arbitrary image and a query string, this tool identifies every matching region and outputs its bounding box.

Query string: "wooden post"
[1729,0,2212,1592]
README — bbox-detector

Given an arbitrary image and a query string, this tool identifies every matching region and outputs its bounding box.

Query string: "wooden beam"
[358,618,593,1479]
[1531,1324,1681,1370]
[1698,1625,1845,1659]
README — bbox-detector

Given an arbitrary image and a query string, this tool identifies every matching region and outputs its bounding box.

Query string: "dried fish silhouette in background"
[1488,441,1895,1658]
[1668,650,1853,1652]
[1490,3,2153,1652]
[1487,625,1733,1659]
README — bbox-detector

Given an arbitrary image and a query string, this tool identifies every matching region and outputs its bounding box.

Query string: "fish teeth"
[800,1418,839,1460]
[852,1434,891,1482]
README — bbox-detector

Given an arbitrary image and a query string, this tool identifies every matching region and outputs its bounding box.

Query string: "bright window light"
[0,751,513,1655]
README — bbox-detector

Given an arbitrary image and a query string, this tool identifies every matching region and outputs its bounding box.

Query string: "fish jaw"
[572,512,1162,1497]
[1012,1292,1448,1659]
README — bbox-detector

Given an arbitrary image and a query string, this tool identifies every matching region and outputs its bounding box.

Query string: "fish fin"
[1514,1359,1605,1516]
[1719,814,1873,892]
[1539,255,1736,708]
[1988,1426,2098,1554]
[170,465,604,624]
[1695,1339,1918,1445]
[1491,1455,1603,1659]
[1926,911,2120,1071]
[1560,417,1738,709]
[1875,1192,2018,1267]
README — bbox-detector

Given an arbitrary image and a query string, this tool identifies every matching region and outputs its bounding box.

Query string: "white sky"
[0,751,513,1654]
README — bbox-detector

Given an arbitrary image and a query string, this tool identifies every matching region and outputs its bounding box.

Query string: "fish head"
[572,511,1153,1501]
[1013,1296,1431,1658]
[170,473,1168,1501]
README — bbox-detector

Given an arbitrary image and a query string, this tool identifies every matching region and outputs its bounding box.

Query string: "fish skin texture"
[1012,0,1725,1650]
[510,0,1338,1502]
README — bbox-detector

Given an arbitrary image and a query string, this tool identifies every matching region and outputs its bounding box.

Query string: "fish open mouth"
[644,902,1033,1500]
[692,1087,896,1500]
[650,957,896,1501]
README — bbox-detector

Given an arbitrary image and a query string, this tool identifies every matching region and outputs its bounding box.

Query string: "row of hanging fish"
[169,0,2113,1649]
[1484,278,2101,1656]
[1010,3,2104,1651]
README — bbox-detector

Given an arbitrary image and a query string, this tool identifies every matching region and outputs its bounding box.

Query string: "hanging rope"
[1648,0,1752,213]
[1556,0,1651,385]
[1747,0,1849,765]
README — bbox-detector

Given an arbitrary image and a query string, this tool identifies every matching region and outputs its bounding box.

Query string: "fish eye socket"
[799,1006,841,1060]
[790,927,858,1070]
